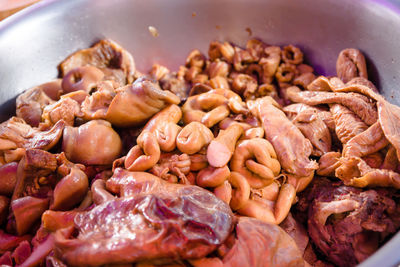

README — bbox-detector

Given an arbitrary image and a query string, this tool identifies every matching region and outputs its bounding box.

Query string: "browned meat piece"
[332,83,383,103]
[336,156,400,188]
[12,149,57,201]
[41,97,83,128]
[306,178,400,267]
[307,76,334,92]
[343,122,389,158]
[51,166,88,211]
[106,78,180,127]
[12,196,49,236]
[250,97,318,177]
[54,169,234,266]
[222,217,304,267]
[81,80,116,120]
[159,73,190,101]
[381,146,399,171]
[285,104,336,137]
[61,66,105,94]
[16,80,62,127]
[59,39,136,86]
[0,117,65,152]
[336,48,368,83]
[284,104,332,156]
[330,104,368,144]
[0,162,18,196]
[150,153,191,184]
[378,100,400,159]
[62,120,122,165]
[317,151,341,177]
[286,86,377,125]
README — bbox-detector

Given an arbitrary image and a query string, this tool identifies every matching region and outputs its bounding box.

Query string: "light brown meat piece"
[378,100,400,159]
[16,80,62,127]
[284,104,331,156]
[284,103,333,130]
[251,97,318,177]
[317,151,342,177]
[59,39,136,85]
[343,122,389,159]
[78,81,115,121]
[106,78,180,127]
[0,117,65,152]
[41,97,83,127]
[332,84,383,102]
[286,86,377,125]
[336,156,400,189]
[336,48,368,83]
[381,146,399,171]
[330,104,368,144]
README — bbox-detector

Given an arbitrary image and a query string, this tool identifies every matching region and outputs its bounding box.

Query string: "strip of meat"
[290,108,331,157]
[343,122,389,158]
[378,100,400,159]
[336,48,368,83]
[286,86,377,125]
[251,97,317,177]
[284,103,335,133]
[333,84,383,102]
[330,104,368,144]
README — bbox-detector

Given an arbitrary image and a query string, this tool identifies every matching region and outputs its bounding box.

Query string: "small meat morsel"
[106,77,180,127]
[336,48,368,83]
[62,120,122,165]
[59,39,136,86]
[16,80,62,127]
[54,169,234,266]
[306,178,400,267]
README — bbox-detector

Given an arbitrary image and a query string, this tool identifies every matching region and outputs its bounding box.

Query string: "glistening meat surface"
[54,170,234,266]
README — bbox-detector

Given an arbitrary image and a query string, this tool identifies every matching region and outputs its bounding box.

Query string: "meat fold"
[105,78,180,127]
[286,86,377,126]
[342,122,389,159]
[16,80,62,127]
[378,100,400,159]
[317,151,341,177]
[0,117,65,152]
[250,97,317,177]
[12,149,57,201]
[54,169,234,266]
[336,48,368,83]
[336,156,400,189]
[222,217,304,267]
[305,178,400,267]
[284,103,332,156]
[59,39,136,86]
[330,104,368,144]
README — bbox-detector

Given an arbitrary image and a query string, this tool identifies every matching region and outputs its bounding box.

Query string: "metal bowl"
[0,0,399,266]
